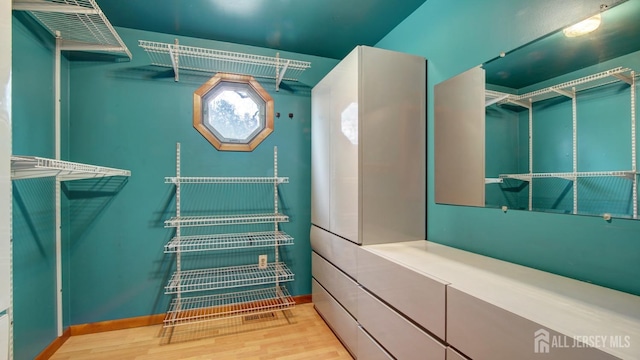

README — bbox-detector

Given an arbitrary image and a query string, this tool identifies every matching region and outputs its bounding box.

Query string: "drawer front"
[310,225,358,278]
[312,279,358,356]
[358,287,446,360]
[358,248,446,340]
[446,347,469,360]
[358,326,394,360]
[447,287,618,360]
[312,251,358,318]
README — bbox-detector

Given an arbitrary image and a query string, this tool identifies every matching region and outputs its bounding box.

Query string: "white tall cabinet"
[311,45,426,245]
[0,0,11,358]
[311,45,427,358]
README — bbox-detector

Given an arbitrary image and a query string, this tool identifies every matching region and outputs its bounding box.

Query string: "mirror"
[435,0,640,219]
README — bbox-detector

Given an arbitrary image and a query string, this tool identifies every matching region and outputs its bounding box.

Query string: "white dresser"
[359,241,640,360]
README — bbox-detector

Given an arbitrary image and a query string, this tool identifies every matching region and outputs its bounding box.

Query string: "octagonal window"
[194,73,274,151]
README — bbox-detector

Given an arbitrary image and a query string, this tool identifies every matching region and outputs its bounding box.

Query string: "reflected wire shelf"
[11,155,131,181]
[165,231,294,253]
[164,286,294,327]
[513,67,633,103]
[500,170,637,182]
[165,176,289,184]
[489,67,637,107]
[164,213,290,227]
[165,262,294,294]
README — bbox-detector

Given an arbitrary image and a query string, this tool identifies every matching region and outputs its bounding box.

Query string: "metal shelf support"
[485,178,504,184]
[552,88,574,99]
[572,87,578,215]
[631,72,637,219]
[275,52,290,92]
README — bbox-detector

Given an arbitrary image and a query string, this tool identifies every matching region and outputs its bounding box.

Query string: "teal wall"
[66,27,338,324]
[377,0,640,296]
[12,14,70,360]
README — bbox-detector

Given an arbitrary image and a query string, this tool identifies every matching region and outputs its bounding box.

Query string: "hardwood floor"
[50,304,353,360]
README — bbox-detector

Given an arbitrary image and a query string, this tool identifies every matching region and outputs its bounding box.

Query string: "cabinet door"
[434,66,485,207]
[329,47,360,243]
[360,46,426,245]
[311,67,332,230]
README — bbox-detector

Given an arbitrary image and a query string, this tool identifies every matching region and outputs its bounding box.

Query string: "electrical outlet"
[258,255,268,269]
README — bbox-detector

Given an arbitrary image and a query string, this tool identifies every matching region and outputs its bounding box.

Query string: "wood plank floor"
[50,304,353,360]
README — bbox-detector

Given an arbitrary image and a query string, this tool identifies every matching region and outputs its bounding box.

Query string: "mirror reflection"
[436,0,640,219]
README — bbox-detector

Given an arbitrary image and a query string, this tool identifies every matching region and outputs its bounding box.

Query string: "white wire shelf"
[499,171,637,182]
[165,176,289,184]
[164,286,294,327]
[13,0,132,59]
[165,262,294,294]
[514,67,633,103]
[164,213,289,228]
[11,155,131,181]
[138,40,311,89]
[165,231,294,253]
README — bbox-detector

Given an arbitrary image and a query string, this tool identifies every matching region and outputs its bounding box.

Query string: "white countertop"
[362,240,640,359]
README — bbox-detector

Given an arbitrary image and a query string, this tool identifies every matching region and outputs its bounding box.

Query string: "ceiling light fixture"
[563,14,602,38]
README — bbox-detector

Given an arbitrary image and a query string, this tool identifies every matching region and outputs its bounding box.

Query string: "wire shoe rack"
[163,143,295,329]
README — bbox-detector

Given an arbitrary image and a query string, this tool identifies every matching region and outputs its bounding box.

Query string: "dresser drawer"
[447,286,619,360]
[312,251,358,318]
[358,326,394,360]
[312,279,357,356]
[358,247,447,340]
[310,225,358,278]
[358,287,446,360]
